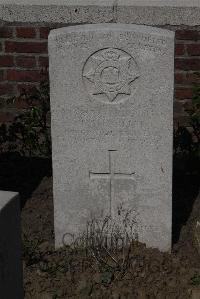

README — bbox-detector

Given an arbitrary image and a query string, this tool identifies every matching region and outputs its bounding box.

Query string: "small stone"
[190,288,200,299]
[38,241,51,252]
[93,272,101,284]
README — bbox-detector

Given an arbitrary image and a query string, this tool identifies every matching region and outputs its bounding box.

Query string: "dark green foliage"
[191,273,200,286]
[0,75,199,164]
[0,77,51,157]
[174,84,200,174]
[100,268,114,285]
[23,234,41,266]
[185,84,200,145]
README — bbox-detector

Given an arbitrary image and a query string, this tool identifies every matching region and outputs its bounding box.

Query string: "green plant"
[173,84,200,174]
[191,273,200,286]
[23,234,41,266]
[185,84,200,145]
[62,206,139,285]
[0,73,51,157]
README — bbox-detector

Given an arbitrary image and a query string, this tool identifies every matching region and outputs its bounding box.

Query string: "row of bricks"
[0,27,52,39]
[0,41,47,54]
[0,55,48,68]
[0,41,199,56]
[1,27,200,40]
[0,55,200,70]
[0,80,195,100]
[0,82,39,96]
[0,110,190,125]
[0,68,200,85]
[1,69,199,84]
[0,68,200,86]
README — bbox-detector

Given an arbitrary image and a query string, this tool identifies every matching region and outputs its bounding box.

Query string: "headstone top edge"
[49,24,175,40]
[0,191,19,209]
[0,0,113,6]
[118,0,200,8]
[0,0,200,8]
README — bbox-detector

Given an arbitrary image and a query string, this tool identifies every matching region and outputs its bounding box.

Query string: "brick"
[38,56,49,67]
[0,27,13,38]
[175,58,200,71]
[174,100,184,114]
[0,70,4,81]
[175,44,185,56]
[16,84,40,108]
[175,71,200,86]
[39,27,51,39]
[0,55,14,67]
[0,83,14,95]
[186,72,200,84]
[176,30,199,41]
[15,56,36,68]
[175,88,193,100]
[16,27,36,38]
[174,115,191,127]
[14,98,30,109]
[175,72,186,85]
[14,88,32,108]
[17,83,38,93]
[0,111,15,123]
[187,44,200,56]
[7,70,41,82]
[5,41,48,54]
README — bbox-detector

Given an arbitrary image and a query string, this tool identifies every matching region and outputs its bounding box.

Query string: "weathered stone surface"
[0,0,115,24]
[0,0,200,25]
[0,191,23,298]
[49,24,174,251]
[117,0,200,25]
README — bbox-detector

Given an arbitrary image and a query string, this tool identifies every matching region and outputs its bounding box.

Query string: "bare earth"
[0,153,199,298]
[22,176,200,299]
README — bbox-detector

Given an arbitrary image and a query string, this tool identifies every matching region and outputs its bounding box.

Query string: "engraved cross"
[89,150,136,216]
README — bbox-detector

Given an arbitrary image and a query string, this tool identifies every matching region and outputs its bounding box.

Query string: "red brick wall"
[0,24,200,125]
[173,28,200,126]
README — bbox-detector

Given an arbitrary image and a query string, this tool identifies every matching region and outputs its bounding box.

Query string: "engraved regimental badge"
[83,48,139,103]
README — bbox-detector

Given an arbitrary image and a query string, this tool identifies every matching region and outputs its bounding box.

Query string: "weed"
[62,205,139,285]
[174,83,200,174]
[0,70,51,157]
[191,273,200,286]
[23,234,41,266]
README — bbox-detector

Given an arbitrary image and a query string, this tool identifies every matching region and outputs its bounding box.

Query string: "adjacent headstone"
[0,191,23,298]
[49,24,174,251]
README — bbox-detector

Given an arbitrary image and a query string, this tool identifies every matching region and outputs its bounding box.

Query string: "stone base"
[0,191,23,299]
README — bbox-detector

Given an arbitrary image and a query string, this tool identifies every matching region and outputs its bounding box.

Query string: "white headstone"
[49,24,174,251]
[0,191,23,298]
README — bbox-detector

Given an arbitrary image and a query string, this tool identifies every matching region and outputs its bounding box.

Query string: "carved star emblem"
[83,49,139,102]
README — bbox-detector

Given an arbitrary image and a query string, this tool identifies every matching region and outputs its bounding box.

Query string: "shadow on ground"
[0,151,199,244]
[172,155,200,244]
[0,152,52,207]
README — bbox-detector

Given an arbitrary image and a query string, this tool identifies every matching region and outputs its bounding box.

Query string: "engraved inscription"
[89,150,136,216]
[119,32,166,46]
[57,31,167,55]
[83,48,140,103]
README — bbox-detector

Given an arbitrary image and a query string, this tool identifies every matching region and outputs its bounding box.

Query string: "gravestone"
[0,191,23,298]
[49,24,174,251]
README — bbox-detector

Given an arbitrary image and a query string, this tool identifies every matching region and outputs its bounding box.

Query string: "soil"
[0,152,200,298]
